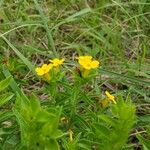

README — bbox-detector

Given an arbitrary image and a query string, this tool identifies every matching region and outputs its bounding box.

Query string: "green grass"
[0,0,150,149]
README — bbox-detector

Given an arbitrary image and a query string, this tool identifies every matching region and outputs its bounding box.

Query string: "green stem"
[49,82,57,102]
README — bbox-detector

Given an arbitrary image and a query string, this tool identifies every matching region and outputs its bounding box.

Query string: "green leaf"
[0,92,14,106]
[137,134,150,149]
[30,94,41,115]
[2,66,24,95]
[36,110,55,123]
[0,76,12,92]
[0,111,14,122]
[98,114,115,126]
[15,92,30,110]
[45,139,60,150]
[50,129,64,139]
[138,115,150,124]
[41,123,53,137]
[93,123,110,139]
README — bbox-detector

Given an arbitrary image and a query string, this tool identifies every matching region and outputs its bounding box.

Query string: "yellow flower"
[60,117,69,124]
[77,56,99,70]
[49,58,65,67]
[105,91,116,104]
[35,64,53,76]
[77,55,92,65]
[76,56,100,78]
[68,129,73,142]
[91,60,99,69]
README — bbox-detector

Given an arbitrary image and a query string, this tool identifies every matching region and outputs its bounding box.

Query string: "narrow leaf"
[0,76,12,92]
[0,92,14,106]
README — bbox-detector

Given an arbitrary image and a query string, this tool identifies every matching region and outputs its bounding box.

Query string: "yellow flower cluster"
[77,56,99,70]
[49,58,65,67]
[76,56,100,78]
[35,55,100,80]
[35,58,64,81]
[35,64,53,76]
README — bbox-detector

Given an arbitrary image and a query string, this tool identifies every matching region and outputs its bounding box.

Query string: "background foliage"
[0,0,150,149]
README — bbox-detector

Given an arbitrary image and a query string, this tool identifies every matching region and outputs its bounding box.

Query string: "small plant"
[14,93,64,150]
[92,98,136,150]
[0,56,137,149]
[35,58,65,82]
[33,56,136,149]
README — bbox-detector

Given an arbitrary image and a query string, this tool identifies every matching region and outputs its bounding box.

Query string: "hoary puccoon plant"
[3,56,136,149]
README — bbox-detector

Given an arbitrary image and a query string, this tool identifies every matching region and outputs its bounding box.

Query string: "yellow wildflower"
[77,55,99,70]
[60,117,69,124]
[76,55,100,77]
[77,55,92,65]
[49,58,65,67]
[35,64,53,76]
[35,64,53,81]
[105,91,116,104]
[91,60,99,68]
[68,129,73,142]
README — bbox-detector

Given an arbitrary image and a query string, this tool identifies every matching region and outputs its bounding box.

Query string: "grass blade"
[52,8,91,30]
[0,35,35,74]
[33,0,58,57]
[0,93,14,106]
[99,68,150,86]
[2,66,23,95]
[0,76,12,92]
